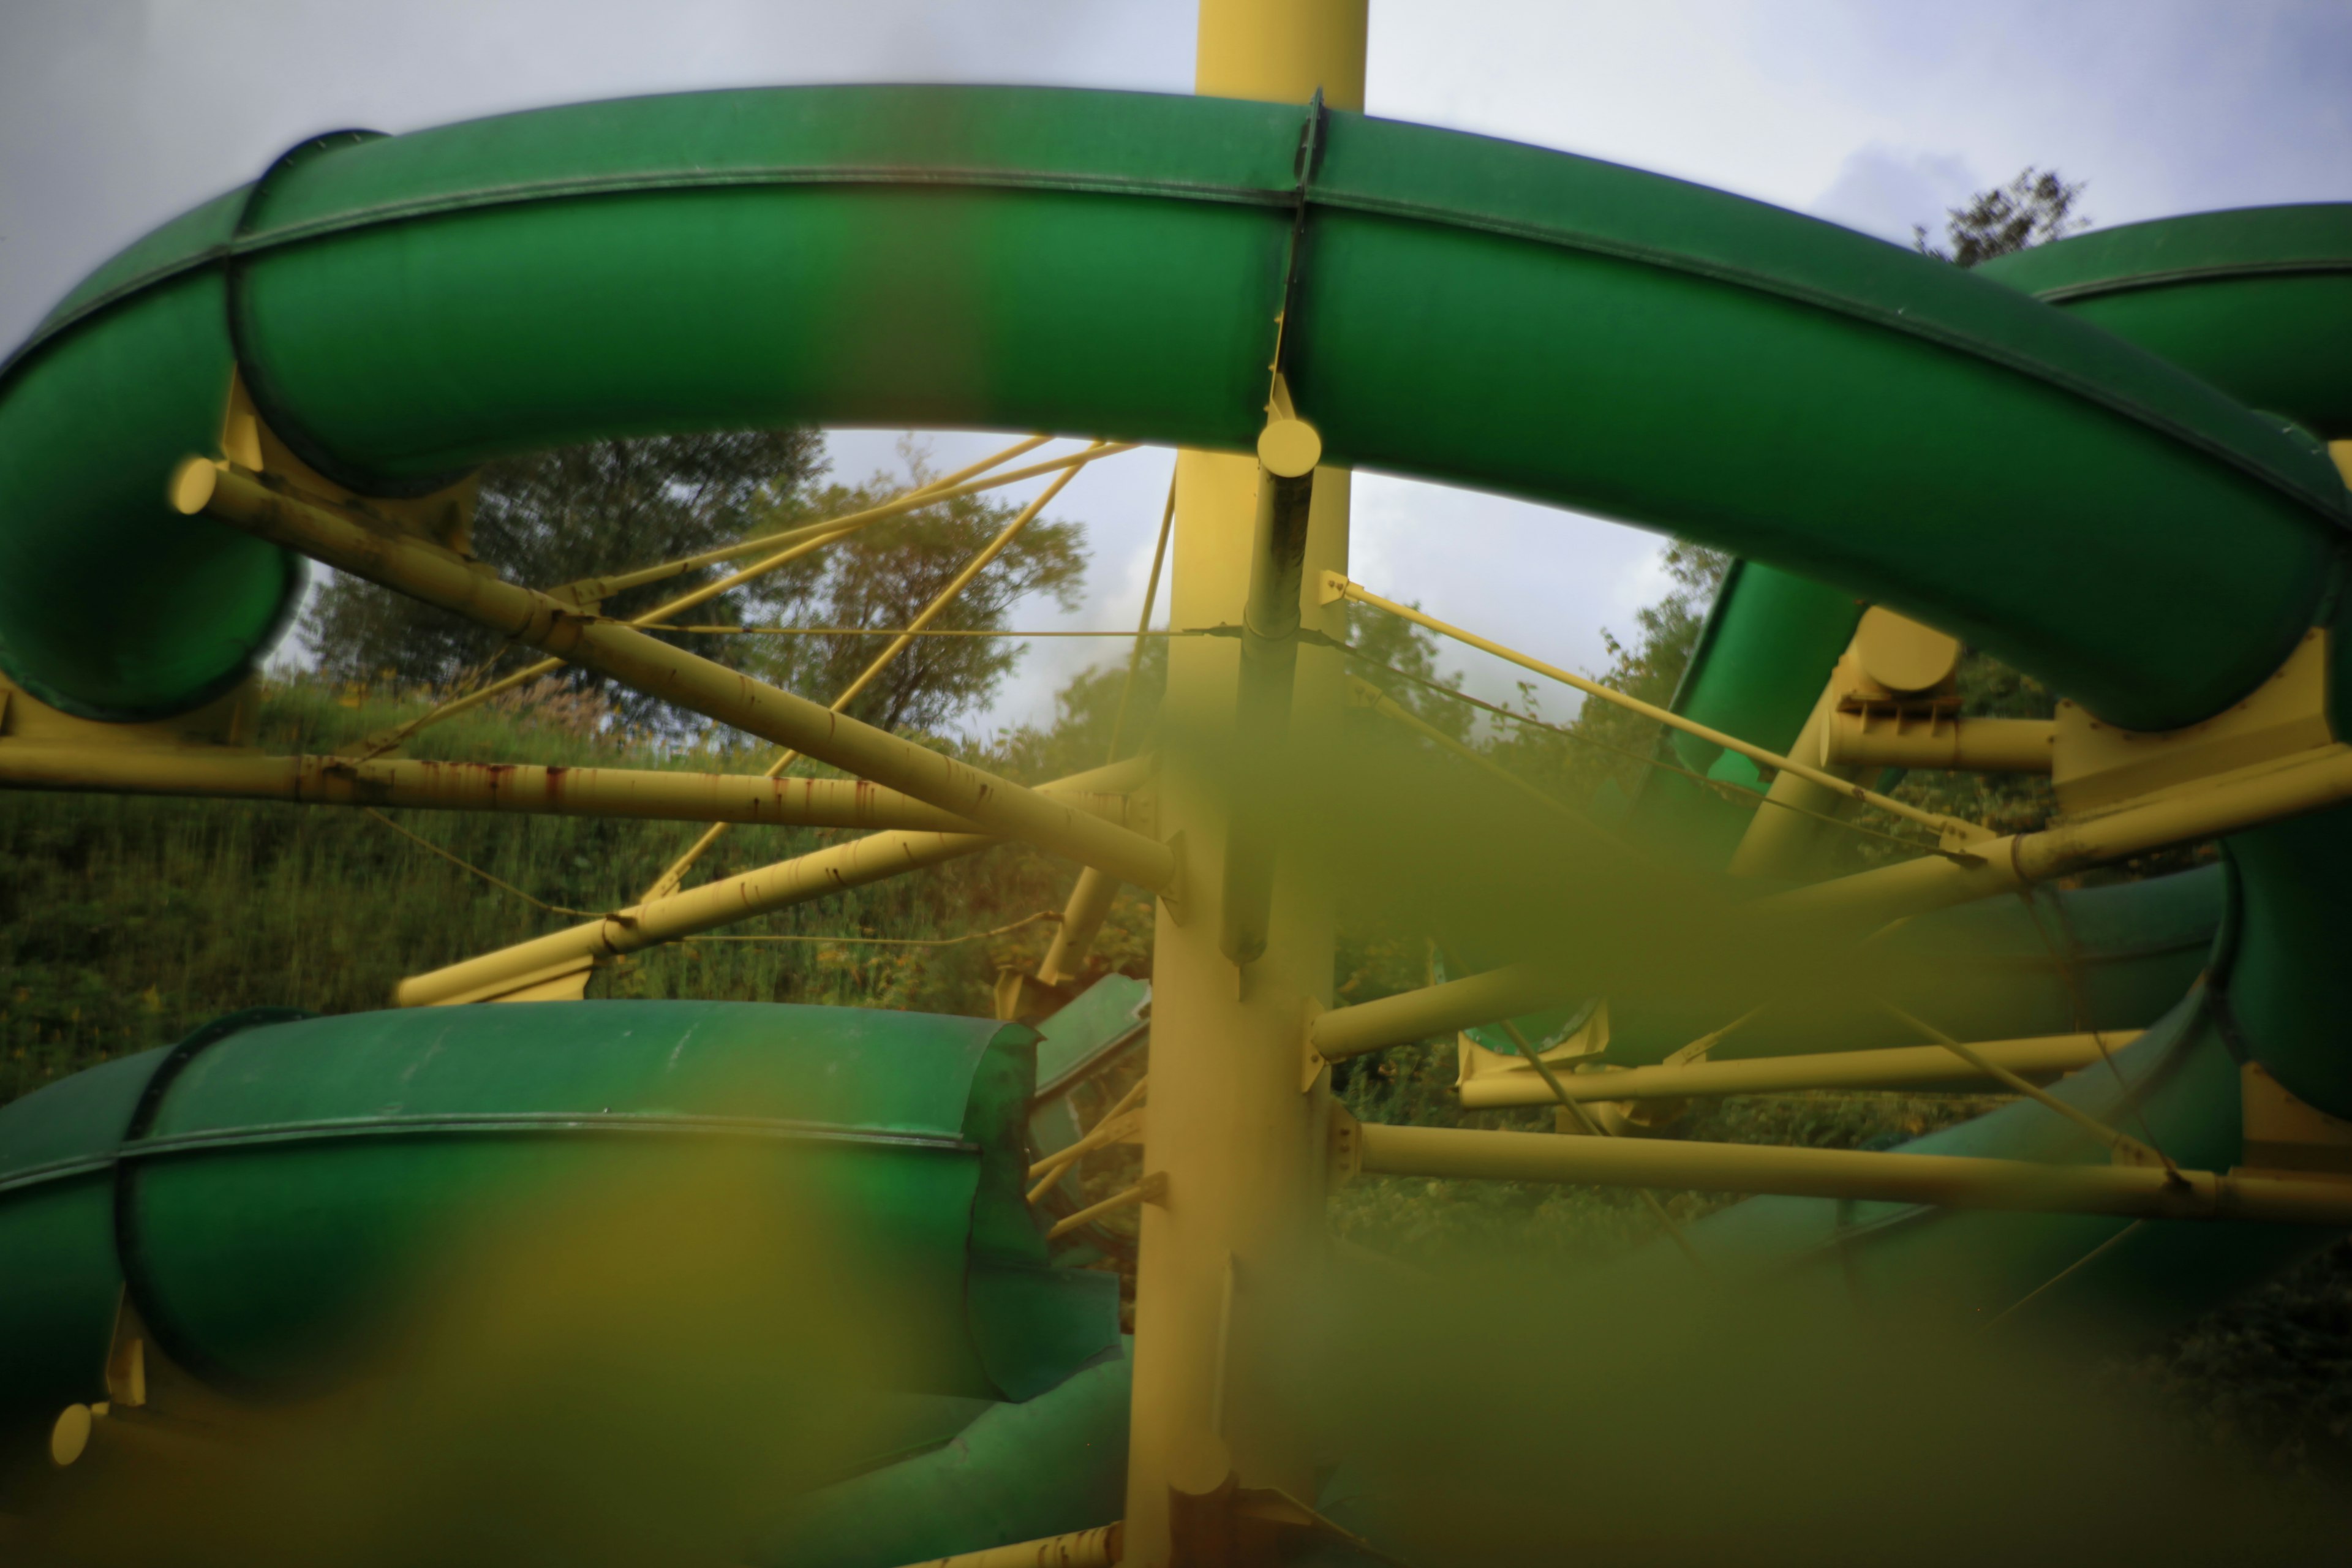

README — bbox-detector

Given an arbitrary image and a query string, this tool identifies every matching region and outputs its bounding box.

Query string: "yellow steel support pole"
[1344,1117,2352,1227]
[1123,7,1366,1563]
[0,745,988,831]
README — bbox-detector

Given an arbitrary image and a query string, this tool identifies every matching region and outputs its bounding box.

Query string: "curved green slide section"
[0,1002,1119,1437]
[1981,203,2352,440]
[1,87,2340,725]
[1669,205,2352,1320]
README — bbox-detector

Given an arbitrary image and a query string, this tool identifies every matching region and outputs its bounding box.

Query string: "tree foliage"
[304,429,826,721]
[1481,539,1730,806]
[1913,165,2089,268]
[734,451,1088,739]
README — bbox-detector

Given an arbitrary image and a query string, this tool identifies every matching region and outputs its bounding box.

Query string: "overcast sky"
[6,1,2348,736]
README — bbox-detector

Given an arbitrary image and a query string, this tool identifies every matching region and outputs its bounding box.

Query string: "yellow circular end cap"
[1853,606,1961,695]
[50,1403,92,1468]
[168,458,219,516]
[1257,418,1322,479]
[1167,1428,1235,1498]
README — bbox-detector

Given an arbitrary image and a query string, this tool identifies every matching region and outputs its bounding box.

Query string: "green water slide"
[3,85,2351,1556]
[0,1003,1120,1437]
[1658,204,2352,1320]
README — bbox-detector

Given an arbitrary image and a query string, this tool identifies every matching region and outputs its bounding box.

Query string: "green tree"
[1914,166,2088,268]
[1483,539,1728,802]
[737,453,1089,739]
[303,429,826,720]
[1341,600,1471,741]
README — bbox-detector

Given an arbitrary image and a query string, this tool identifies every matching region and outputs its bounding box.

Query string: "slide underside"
[2,85,2350,1561]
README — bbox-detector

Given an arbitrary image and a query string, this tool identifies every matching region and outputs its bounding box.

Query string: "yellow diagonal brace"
[1324,573,1986,847]
[174,460,1175,892]
[355,439,1124,756]
[391,755,1150,1007]
[552,434,1052,605]
[643,444,1100,901]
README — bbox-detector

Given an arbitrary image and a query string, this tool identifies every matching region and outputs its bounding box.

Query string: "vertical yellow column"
[1121,4,1366,1563]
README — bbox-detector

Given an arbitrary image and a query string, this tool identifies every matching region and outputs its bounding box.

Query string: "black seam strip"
[111,1006,313,1394]
[224,130,479,499]
[2028,258,2352,304]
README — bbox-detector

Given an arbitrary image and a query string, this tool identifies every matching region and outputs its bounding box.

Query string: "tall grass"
[0,677,1132,1106]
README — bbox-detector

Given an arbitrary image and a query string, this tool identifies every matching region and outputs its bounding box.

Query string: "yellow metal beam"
[1457,1033,2134,1109]
[1766,741,2352,928]
[643,446,1100,902]
[354,439,1118,756]
[882,1523,1120,1568]
[553,434,1054,606]
[175,459,1175,892]
[1121,7,1368,1559]
[1343,1116,2352,1226]
[1309,960,1569,1065]
[0,743,1011,832]
[391,756,1148,1008]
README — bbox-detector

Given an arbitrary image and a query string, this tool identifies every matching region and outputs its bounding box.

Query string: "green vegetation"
[0,675,1134,1104]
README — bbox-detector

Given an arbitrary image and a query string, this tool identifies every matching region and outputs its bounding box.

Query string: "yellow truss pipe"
[1046,1171,1166,1243]
[1322,750,2352,1066]
[1038,471,1179,987]
[175,461,1175,894]
[883,1523,1120,1568]
[1883,1003,2165,1168]
[1323,573,1986,846]
[0,744,998,831]
[1766,742,2352,927]
[553,434,1053,606]
[393,756,1149,1007]
[1344,1117,2352,1226]
[1309,961,1567,1064]
[643,446,1099,901]
[1457,1032,2135,1109]
[356,439,1120,755]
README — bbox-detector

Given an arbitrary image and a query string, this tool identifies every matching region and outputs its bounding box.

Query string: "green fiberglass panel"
[0,274,298,719]
[1667,560,1861,775]
[0,1003,1116,1409]
[1983,204,2352,438]
[753,1344,1129,1568]
[2,87,2341,731]
[233,186,1282,481]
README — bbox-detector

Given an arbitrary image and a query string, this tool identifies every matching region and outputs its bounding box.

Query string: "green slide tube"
[1623,557,1864,864]
[0,1002,1119,1437]
[751,1341,1131,1568]
[1,88,2339,728]
[1680,208,2352,1316]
